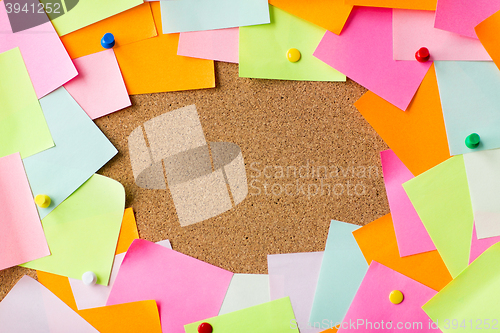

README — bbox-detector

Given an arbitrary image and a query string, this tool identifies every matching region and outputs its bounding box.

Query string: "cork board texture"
[0,62,390,300]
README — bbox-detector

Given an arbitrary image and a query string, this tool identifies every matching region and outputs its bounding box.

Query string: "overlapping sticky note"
[219,274,270,315]
[268,252,324,333]
[178,28,239,63]
[21,174,125,285]
[0,2,77,98]
[435,61,500,155]
[393,9,491,61]
[0,47,53,159]
[184,297,299,333]
[239,5,345,81]
[160,0,269,34]
[0,276,98,332]
[60,3,157,59]
[355,65,450,176]
[114,2,215,95]
[403,156,473,278]
[344,0,436,10]
[338,262,438,333]
[107,239,233,333]
[380,150,435,257]
[48,0,143,36]
[310,221,368,326]
[0,153,49,270]
[434,0,500,39]
[353,214,452,291]
[64,49,130,119]
[268,0,353,35]
[477,9,500,71]
[423,242,500,332]
[314,7,431,111]
[469,224,500,264]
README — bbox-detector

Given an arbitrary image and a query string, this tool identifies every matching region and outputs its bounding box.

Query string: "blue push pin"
[101,33,115,49]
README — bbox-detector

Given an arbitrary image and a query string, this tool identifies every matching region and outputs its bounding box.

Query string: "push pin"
[34,194,51,208]
[198,322,213,333]
[389,290,404,304]
[82,271,97,286]
[465,133,480,149]
[287,48,301,63]
[101,33,115,49]
[415,47,430,62]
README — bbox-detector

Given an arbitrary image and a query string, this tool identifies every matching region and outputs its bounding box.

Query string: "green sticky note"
[0,47,53,159]
[239,5,346,81]
[21,174,125,285]
[184,297,299,333]
[423,242,500,332]
[403,156,473,278]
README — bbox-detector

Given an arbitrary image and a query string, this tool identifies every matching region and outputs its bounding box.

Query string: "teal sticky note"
[309,221,368,328]
[435,61,500,155]
[23,87,117,219]
[160,0,270,34]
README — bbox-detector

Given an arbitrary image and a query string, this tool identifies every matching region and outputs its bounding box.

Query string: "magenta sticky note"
[64,49,131,120]
[380,150,435,257]
[0,153,50,270]
[0,2,77,98]
[106,239,233,333]
[469,223,500,264]
[178,28,239,63]
[338,261,439,332]
[434,0,500,39]
[313,7,431,111]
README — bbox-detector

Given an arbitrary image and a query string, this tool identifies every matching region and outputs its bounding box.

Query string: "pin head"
[34,194,51,208]
[389,290,404,304]
[287,48,301,62]
[101,33,115,49]
[415,47,430,62]
[465,133,480,149]
[82,271,97,285]
[198,322,213,333]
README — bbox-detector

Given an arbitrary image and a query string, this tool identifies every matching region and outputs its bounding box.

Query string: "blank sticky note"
[314,7,431,111]
[219,274,270,315]
[345,0,436,10]
[178,28,239,63]
[64,49,131,119]
[0,153,49,270]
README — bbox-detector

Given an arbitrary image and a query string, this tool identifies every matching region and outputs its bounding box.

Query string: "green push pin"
[465,133,480,149]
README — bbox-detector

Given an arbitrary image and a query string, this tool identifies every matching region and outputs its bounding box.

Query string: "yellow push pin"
[287,48,301,62]
[34,194,51,208]
[389,290,404,304]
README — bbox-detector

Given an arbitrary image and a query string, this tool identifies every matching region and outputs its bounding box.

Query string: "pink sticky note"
[469,223,500,264]
[393,9,491,61]
[178,28,239,63]
[338,261,439,332]
[107,239,233,333]
[0,2,77,98]
[434,0,500,39]
[0,153,50,270]
[313,7,431,111]
[64,49,131,120]
[380,150,435,257]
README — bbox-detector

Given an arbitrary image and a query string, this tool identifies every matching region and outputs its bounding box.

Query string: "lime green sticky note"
[239,5,346,81]
[403,156,473,278]
[0,47,53,159]
[21,174,125,286]
[423,242,500,332]
[184,297,299,333]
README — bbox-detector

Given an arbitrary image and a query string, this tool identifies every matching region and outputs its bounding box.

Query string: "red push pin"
[415,47,430,62]
[198,322,213,333]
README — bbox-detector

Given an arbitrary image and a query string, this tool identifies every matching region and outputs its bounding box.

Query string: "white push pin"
[82,271,97,286]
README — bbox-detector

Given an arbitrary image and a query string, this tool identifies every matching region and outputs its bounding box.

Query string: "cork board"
[0,62,390,300]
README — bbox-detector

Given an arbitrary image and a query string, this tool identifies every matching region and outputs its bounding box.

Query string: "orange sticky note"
[476,10,500,71]
[115,208,139,255]
[344,0,436,10]
[78,300,162,333]
[352,214,453,291]
[355,64,450,176]
[113,2,215,95]
[321,328,339,333]
[268,0,353,35]
[61,3,157,59]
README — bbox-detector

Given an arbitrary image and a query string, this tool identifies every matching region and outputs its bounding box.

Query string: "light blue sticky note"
[435,61,500,155]
[160,0,270,34]
[23,87,117,219]
[218,274,270,315]
[309,221,368,328]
